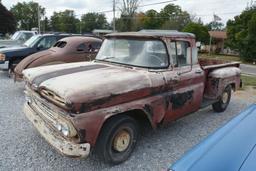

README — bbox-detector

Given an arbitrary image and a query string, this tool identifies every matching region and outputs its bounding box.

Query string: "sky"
[2,0,250,25]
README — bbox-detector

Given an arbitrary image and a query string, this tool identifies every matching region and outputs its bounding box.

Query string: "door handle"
[195,70,202,74]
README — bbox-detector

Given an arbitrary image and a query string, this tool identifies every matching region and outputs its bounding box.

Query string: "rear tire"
[95,115,139,165]
[212,85,232,112]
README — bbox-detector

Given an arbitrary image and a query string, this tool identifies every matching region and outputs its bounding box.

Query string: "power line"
[80,0,177,14]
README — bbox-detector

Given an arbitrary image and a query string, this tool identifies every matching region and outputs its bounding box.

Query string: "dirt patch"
[234,86,256,103]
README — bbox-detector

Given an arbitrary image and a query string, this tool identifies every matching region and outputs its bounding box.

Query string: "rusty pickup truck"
[22,31,241,164]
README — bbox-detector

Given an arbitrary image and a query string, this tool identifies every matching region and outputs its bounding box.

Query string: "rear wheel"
[212,85,232,112]
[95,115,139,165]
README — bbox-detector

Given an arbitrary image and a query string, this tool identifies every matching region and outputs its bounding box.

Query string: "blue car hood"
[0,46,28,53]
[170,104,256,171]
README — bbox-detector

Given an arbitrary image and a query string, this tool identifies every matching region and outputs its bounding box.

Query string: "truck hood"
[0,40,18,48]
[23,62,159,112]
[15,50,52,75]
[0,46,29,54]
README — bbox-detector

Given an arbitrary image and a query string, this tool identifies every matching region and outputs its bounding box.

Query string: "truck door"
[163,40,205,123]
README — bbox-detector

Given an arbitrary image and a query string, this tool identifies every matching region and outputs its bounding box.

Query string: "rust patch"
[168,90,194,109]
[211,78,219,89]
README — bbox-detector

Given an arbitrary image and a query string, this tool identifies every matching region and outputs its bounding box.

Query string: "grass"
[241,75,256,87]
[199,53,241,62]
[199,53,256,65]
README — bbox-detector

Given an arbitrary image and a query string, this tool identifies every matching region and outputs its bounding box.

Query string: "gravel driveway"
[0,70,254,171]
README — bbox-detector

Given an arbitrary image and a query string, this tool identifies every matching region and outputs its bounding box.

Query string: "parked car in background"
[0,33,4,39]
[23,31,241,164]
[14,36,102,81]
[0,33,74,76]
[0,31,37,48]
[168,104,256,171]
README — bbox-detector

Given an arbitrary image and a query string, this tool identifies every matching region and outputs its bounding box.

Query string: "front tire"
[95,115,139,165]
[212,85,232,112]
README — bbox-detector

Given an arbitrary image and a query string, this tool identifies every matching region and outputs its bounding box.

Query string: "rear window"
[53,41,67,48]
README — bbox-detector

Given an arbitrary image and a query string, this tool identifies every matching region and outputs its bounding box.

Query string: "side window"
[77,43,87,52]
[24,33,33,40]
[53,41,67,48]
[171,41,191,67]
[88,42,102,52]
[37,36,57,49]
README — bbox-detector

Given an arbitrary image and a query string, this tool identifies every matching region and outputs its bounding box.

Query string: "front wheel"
[212,85,232,112]
[95,115,139,165]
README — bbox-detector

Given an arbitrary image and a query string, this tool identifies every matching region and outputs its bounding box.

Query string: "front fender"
[71,95,167,146]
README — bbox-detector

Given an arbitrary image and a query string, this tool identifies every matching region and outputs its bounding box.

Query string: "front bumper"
[24,103,91,158]
[0,61,9,70]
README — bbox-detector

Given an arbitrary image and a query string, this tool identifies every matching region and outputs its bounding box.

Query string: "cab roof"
[105,30,195,39]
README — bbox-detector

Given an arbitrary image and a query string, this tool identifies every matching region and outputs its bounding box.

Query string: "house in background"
[209,31,227,53]
[201,31,237,55]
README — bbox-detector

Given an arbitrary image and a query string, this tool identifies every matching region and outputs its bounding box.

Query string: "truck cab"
[22,31,241,164]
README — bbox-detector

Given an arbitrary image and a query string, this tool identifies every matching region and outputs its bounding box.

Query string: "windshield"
[96,38,169,68]
[11,32,20,40]
[24,35,41,47]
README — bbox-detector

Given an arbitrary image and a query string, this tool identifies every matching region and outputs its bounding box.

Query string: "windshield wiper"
[98,56,116,60]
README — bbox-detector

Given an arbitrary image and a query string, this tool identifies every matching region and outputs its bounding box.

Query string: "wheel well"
[230,83,236,91]
[97,110,152,141]
[123,109,153,129]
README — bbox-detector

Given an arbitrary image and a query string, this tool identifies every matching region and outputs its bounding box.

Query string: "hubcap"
[222,92,229,103]
[113,130,131,152]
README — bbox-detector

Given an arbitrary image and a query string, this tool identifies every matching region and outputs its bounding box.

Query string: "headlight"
[0,53,5,61]
[54,122,71,137]
[61,125,70,137]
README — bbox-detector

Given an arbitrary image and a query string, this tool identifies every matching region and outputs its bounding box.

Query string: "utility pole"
[80,20,82,34]
[38,3,41,34]
[113,0,116,32]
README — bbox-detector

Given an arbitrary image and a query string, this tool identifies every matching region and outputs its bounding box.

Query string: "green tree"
[159,4,191,31]
[226,6,256,61]
[10,1,45,30]
[143,10,161,29]
[132,12,146,31]
[50,10,78,33]
[116,14,135,31]
[183,22,210,44]
[0,3,16,34]
[81,13,109,32]
[43,17,51,32]
[116,0,140,31]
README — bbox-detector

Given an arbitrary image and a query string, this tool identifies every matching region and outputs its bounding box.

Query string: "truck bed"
[199,58,240,70]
